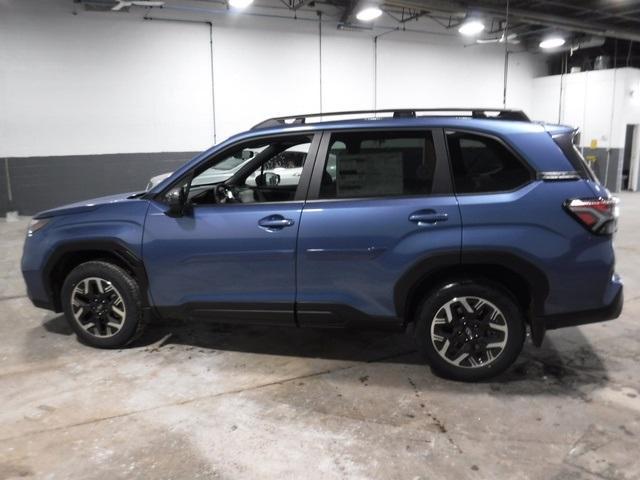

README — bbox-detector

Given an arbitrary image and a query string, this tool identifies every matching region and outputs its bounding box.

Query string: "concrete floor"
[1,194,639,480]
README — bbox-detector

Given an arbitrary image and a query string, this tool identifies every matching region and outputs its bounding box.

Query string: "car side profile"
[21,108,623,381]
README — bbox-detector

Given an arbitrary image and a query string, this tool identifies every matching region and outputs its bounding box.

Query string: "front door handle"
[409,210,448,225]
[258,215,295,230]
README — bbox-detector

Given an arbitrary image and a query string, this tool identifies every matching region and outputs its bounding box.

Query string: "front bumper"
[22,268,57,311]
[530,278,623,346]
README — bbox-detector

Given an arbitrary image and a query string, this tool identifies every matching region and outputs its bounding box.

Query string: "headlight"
[27,218,51,237]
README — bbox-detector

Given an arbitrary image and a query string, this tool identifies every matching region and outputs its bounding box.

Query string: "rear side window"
[552,133,596,181]
[319,131,437,199]
[446,131,532,194]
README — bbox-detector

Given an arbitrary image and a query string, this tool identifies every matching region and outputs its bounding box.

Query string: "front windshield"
[212,156,247,171]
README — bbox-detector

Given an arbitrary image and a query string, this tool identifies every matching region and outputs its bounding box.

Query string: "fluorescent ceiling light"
[229,0,253,8]
[458,20,485,36]
[356,6,383,21]
[539,36,566,49]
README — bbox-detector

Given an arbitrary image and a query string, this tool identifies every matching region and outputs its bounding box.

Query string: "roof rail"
[251,108,530,130]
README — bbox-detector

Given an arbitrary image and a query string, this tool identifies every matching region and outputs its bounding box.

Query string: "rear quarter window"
[445,131,533,194]
[552,133,597,181]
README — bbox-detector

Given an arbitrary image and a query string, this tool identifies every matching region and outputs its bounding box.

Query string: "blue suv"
[21,109,623,381]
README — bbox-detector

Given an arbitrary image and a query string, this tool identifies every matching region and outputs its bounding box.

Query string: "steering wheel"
[214,184,238,204]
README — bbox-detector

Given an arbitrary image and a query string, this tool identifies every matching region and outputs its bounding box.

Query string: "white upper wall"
[0,0,215,157]
[531,67,640,149]
[210,16,321,141]
[321,31,375,113]
[376,33,543,114]
[1,0,546,157]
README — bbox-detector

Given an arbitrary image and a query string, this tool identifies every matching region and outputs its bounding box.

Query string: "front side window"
[446,131,532,194]
[192,148,263,187]
[319,131,437,199]
[188,135,312,205]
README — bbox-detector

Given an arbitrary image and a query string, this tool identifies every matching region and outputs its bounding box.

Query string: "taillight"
[564,197,619,235]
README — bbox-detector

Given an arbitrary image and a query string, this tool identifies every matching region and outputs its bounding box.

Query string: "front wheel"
[414,280,525,382]
[61,261,146,348]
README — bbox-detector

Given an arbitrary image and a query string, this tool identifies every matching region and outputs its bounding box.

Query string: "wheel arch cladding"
[44,240,150,312]
[395,251,550,324]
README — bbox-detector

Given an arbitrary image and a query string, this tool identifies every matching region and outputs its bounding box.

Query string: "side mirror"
[234,149,254,160]
[165,186,187,216]
[256,172,280,187]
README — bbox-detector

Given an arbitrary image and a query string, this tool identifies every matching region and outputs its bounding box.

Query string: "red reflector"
[564,197,619,235]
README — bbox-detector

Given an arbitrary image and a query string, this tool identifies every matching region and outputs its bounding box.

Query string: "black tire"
[414,279,525,382]
[61,261,146,348]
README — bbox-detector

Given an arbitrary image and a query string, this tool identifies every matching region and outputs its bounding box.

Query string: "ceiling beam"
[533,0,640,25]
[339,0,357,23]
[291,0,314,10]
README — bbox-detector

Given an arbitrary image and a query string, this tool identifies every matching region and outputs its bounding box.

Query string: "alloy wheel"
[430,296,508,368]
[70,277,126,338]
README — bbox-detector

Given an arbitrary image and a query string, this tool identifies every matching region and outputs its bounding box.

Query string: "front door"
[143,133,319,325]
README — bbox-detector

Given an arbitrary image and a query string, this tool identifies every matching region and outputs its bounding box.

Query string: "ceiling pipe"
[547,35,606,53]
[378,0,640,42]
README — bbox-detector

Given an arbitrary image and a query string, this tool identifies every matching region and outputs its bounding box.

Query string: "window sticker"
[336,152,403,197]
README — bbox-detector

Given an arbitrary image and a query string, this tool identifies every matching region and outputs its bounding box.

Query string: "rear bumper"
[541,286,623,330]
[530,279,623,346]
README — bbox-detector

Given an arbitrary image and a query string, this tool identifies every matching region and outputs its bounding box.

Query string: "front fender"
[21,200,150,311]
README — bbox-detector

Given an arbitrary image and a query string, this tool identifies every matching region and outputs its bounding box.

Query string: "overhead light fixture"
[539,36,566,49]
[228,0,253,8]
[111,0,164,11]
[501,32,519,43]
[476,33,519,45]
[356,6,383,21]
[458,19,485,36]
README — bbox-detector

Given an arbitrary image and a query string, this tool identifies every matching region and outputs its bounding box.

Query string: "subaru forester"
[21,109,623,381]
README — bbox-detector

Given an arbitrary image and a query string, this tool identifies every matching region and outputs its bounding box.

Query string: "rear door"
[295,128,462,327]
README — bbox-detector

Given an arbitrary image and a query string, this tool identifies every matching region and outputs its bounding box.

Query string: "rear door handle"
[409,211,448,225]
[258,215,295,230]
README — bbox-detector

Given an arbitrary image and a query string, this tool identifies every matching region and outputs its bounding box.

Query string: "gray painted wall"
[2,152,198,215]
[0,160,8,216]
[583,148,623,192]
[2,147,627,216]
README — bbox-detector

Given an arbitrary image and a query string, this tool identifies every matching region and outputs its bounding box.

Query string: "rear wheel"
[414,280,525,381]
[61,261,146,348]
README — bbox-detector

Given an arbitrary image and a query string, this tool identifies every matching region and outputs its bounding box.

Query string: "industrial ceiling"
[77,0,640,66]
